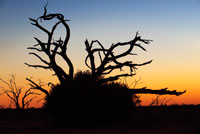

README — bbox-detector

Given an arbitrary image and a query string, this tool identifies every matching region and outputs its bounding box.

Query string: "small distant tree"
[0,75,40,109]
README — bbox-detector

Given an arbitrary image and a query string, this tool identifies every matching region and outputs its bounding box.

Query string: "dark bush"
[44,70,135,126]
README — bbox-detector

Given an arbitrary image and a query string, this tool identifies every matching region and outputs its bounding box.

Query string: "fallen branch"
[130,87,186,96]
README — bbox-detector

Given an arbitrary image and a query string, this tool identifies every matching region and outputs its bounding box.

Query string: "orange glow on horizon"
[1,65,199,108]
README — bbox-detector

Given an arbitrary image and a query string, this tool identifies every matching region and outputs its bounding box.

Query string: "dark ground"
[0,105,200,134]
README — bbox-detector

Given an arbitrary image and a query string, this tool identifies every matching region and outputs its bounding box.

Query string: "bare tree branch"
[24,63,50,70]
[26,78,49,97]
[22,87,41,109]
[100,73,136,83]
[26,7,74,84]
[29,52,50,65]
[85,32,152,82]
[27,47,43,52]
[130,87,186,96]
[29,18,50,35]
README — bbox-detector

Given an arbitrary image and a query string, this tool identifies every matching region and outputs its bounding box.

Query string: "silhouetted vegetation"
[24,6,186,126]
[0,75,40,109]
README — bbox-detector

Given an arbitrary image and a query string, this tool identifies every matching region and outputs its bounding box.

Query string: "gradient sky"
[0,0,200,107]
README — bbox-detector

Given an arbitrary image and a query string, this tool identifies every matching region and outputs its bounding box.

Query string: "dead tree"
[25,5,74,84]
[26,7,185,97]
[85,34,186,95]
[0,75,40,109]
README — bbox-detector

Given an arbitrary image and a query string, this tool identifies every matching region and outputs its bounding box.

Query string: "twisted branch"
[85,32,152,82]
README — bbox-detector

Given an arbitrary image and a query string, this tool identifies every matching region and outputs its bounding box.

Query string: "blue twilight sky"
[0,0,200,105]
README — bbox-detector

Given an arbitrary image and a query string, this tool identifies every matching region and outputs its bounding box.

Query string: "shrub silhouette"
[45,70,135,126]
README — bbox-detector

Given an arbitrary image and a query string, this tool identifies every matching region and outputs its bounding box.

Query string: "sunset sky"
[0,0,200,107]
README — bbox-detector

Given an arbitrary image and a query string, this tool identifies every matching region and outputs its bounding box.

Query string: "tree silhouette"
[25,5,185,95]
[26,6,185,96]
[24,6,187,126]
[0,75,40,109]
